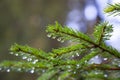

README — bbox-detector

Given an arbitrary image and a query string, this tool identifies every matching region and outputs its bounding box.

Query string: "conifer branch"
[46,22,94,44]
[85,64,120,70]
[10,43,49,60]
[46,22,120,58]
[51,43,86,58]
[58,71,72,80]
[93,22,113,44]
[0,61,50,71]
[104,3,120,16]
[0,3,120,80]
[37,69,59,80]
[76,49,100,66]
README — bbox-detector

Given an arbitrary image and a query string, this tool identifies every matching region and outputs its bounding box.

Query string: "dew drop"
[71,55,74,58]
[57,38,61,42]
[30,69,34,74]
[95,72,98,74]
[52,36,56,39]
[47,34,52,38]
[67,65,71,69]
[76,64,80,67]
[118,64,120,67]
[42,70,45,73]
[104,74,108,77]
[6,69,10,72]
[85,60,87,63]
[73,71,76,74]
[95,56,99,59]
[17,68,21,71]
[76,64,80,69]
[76,53,79,56]
[32,59,38,64]
[22,56,27,60]
[15,54,19,56]
[103,58,108,61]
[27,58,32,61]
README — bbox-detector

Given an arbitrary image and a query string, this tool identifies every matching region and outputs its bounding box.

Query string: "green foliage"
[1,3,120,80]
[104,3,120,16]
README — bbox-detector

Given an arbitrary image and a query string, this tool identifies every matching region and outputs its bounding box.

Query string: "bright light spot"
[103,58,108,61]
[105,27,120,52]
[30,69,34,74]
[66,9,82,31]
[7,69,10,72]
[104,74,108,77]
[112,0,120,3]
[84,5,97,21]
[95,0,108,19]
[89,55,102,64]
[68,9,81,22]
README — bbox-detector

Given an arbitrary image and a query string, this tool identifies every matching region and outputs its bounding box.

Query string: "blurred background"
[0,0,117,80]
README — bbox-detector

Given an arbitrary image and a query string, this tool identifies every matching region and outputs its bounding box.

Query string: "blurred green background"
[0,0,98,80]
[0,0,68,80]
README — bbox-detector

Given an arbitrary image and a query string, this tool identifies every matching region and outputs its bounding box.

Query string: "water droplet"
[57,38,61,42]
[76,53,79,56]
[27,58,32,61]
[118,64,120,67]
[95,72,98,74]
[42,70,45,73]
[6,69,10,72]
[17,68,22,71]
[67,66,71,69]
[32,59,38,64]
[15,54,19,56]
[76,64,80,69]
[47,34,52,38]
[22,56,27,60]
[95,56,99,59]
[73,71,76,74]
[85,60,87,63]
[71,55,74,58]
[30,69,34,74]
[52,36,56,39]
[103,58,108,61]
[104,74,108,77]
[76,64,80,67]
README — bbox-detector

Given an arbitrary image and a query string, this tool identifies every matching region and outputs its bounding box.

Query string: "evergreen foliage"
[0,3,120,80]
[104,3,120,16]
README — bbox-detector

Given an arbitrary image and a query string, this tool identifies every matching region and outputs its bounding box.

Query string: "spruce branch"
[37,69,59,80]
[46,22,94,44]
[46,22,120,58]
[104,3,120,16]
[58,71,71,80]
[93,22,113,44]
[10,43,49,60]
[51,43,87,58]
[0,3,120,80]
[0,61,50,72]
